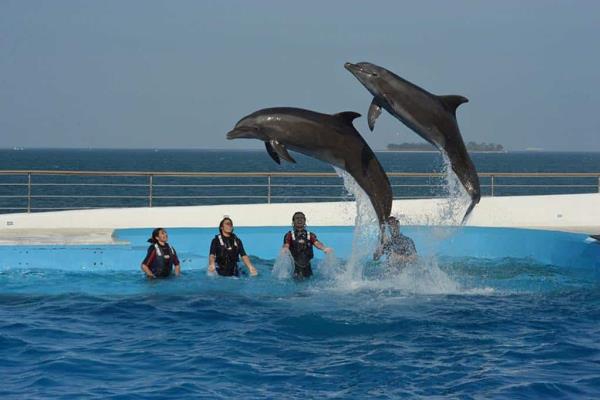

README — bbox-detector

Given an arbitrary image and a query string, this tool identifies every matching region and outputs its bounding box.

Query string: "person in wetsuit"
[141,228,181,279]
[282,211,332,279]
[374,216,417,264]
[208,217,257,277]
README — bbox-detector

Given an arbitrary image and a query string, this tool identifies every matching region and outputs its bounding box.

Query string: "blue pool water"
[1,226,600,398]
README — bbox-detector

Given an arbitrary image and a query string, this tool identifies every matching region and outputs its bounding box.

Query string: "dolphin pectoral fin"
[264,142,281,164]
[333,111,361,126]
[438,95,469,116]
[367,98,382,131]
[269,140,296,163]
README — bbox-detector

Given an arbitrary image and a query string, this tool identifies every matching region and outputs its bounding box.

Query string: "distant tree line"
[386,141,505,152]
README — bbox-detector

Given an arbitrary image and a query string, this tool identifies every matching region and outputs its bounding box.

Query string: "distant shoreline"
[2,147,600,153]
[378,150,508,154]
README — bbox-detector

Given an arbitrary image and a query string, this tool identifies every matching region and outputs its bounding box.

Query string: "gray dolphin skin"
[344,62,481,223]
[227,107,392,226]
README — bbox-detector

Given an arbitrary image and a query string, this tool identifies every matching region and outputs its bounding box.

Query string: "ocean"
[1,149,600,399]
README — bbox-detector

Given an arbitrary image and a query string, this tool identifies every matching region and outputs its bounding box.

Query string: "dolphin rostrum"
[226,107,392,226]
[345,62,481,223]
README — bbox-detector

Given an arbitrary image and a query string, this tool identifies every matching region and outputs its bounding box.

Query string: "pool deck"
[0,193,599,245]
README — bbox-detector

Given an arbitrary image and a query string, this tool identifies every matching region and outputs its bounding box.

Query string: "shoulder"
[309,232,318,242]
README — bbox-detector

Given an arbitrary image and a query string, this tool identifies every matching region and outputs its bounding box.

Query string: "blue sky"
[1,0,599,151]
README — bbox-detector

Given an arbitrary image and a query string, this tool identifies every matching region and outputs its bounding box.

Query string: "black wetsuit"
[142,243,180,278]
[284,229,316,279]
[209,234,246,277]
[383,233,417,258]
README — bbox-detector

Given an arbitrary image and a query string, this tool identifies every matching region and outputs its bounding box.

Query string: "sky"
[1,0,599,151]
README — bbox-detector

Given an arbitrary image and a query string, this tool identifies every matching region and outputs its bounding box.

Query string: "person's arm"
[241,255,258,276]
[171,247,181,276]
[236,239,257,276]
[141,263,156,279]
[311,234,332,254]
[281,232,291,254]
[141,247,157,278]
[208,254,216,274]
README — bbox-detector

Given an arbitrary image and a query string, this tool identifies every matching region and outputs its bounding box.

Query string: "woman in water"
[141,228,181,279]
[208,217,258,277]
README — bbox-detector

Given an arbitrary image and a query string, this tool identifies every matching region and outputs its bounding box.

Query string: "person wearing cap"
[374,216,417,264]
[141,228,181,279]
[282,211,332,279]
[208,217,258,277]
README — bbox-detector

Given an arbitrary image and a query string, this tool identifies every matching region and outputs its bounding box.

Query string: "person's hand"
[207,264,216,276]
[249,266,258,277]
[323,247,332,255]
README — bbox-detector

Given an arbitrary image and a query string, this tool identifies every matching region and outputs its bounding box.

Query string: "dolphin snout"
[226,127,257,140]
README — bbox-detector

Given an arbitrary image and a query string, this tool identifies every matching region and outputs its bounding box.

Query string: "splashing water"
[272,249,294,279]
[329,168,455,294]
[436,153,472,225]
[328,166,474,295]
[333,168,380,283]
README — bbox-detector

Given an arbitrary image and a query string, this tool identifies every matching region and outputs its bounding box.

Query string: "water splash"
[327,166,476,295]
[272,250,294,280]
[333,167,380,283]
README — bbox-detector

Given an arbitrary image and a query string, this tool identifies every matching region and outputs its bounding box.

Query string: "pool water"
[1,226,600,398]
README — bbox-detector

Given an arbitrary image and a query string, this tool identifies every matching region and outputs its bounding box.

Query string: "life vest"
[214,234,241,276]
[288,229,314,268]
[150,243,175,277]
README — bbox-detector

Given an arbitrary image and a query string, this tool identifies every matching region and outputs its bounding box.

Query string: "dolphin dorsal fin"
[438,95,469,115]
[268,140,296,164]
[334,111,361,125]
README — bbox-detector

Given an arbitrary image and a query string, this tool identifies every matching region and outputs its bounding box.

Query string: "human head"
[292,211,306,230]
[386,216,400,237]
[148,227,167,244]
[219,217,234,235]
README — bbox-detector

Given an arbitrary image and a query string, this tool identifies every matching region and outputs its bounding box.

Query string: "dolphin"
[344,61,481,223]
[226,107,393,226]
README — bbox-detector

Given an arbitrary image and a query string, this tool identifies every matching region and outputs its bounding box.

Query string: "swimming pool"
[2,224,600,398]
[1,226,598,274]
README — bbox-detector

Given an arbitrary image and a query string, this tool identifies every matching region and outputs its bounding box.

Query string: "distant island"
[386,141,505,152]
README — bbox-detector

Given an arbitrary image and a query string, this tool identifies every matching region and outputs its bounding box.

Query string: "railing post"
[148,174,153,207]
[267,175,271,204]
[27,172,32,213]
[490,175,495,197]
[598,175,600,193]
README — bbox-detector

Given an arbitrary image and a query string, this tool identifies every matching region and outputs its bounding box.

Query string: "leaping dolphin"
[226,107,392,226]
[344,61,481,223]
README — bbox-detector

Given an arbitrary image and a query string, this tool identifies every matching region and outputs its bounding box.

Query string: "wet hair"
[147,227,165,243]
[292,211,306,222]
[386,217,400,237]
[219,217,233,234]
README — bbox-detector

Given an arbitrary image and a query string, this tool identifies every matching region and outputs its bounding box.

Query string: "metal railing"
[0,170,599,213]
